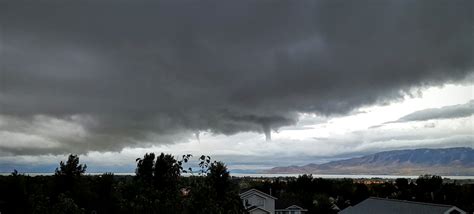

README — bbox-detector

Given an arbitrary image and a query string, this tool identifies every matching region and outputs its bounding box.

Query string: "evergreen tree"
[55,154,87,177]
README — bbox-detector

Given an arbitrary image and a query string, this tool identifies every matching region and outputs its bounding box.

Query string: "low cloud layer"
[388,100,474,124]
[1,0,473,155]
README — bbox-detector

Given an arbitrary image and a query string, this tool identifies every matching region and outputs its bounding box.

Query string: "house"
[339,197,466,214]
[275,205,308,214]
[240,189,307,214]
[240,189,277,214]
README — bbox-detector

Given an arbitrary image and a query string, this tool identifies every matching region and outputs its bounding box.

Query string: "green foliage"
[394,178,411,200]
[129,153,243,213]
[240,174,474,214]
[52,194,84,214]
[154,153,181,190]
[55,154,87,177]
[1,157,473,214]
[53,154,90,207]
[207,162,244,213]
[416,174,443,191]
[415,174,444,202]
[197,155,212,175]
[353,183,369,204]
[135,153,155,183]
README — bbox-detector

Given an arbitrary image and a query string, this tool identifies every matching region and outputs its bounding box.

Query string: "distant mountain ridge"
[263,147,474,175]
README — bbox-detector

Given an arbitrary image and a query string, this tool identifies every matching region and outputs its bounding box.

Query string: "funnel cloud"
[0,0,473,155]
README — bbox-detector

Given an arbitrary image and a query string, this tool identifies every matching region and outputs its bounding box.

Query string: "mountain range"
[262,147,474,175]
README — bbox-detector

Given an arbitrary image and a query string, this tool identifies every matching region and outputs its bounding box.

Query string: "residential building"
[275,205,308,214]
[339,197,466,214]
[240,189,307,214]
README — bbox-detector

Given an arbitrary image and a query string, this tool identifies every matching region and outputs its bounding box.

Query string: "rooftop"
[339,197,465,214]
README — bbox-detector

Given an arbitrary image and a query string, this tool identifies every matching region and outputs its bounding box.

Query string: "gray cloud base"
[0,0,473,154]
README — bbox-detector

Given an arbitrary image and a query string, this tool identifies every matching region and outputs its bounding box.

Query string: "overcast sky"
[0,0,473,172]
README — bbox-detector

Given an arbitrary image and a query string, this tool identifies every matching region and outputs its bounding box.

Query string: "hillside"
[263,147,474,175]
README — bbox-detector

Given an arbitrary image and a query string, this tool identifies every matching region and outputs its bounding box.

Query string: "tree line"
[241,174,474,213]
[0,154,243,214]
[0,154,473,213]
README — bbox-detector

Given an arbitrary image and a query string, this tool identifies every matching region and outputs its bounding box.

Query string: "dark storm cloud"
[389,100,474,123]
[0,0,473,154]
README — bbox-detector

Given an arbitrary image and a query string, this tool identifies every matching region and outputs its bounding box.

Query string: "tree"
[207,161,244,213]
[53,154,88,211]
[153,153,181,190]
[208,161,230,199]
[416,174,443,202]
[416,175,443,191]
[52,193,84,214]
[135,153,155,183]
[133,153,185,212]
[395,178,410,200]
[55,154,87,177]
[353,183,369,204]
[93,173,119,213]
[54,154,87,191]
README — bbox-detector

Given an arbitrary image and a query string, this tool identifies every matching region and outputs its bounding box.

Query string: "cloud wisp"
[378,100,474,127]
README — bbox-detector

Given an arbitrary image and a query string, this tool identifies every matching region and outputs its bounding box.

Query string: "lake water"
[1,172,473,180]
